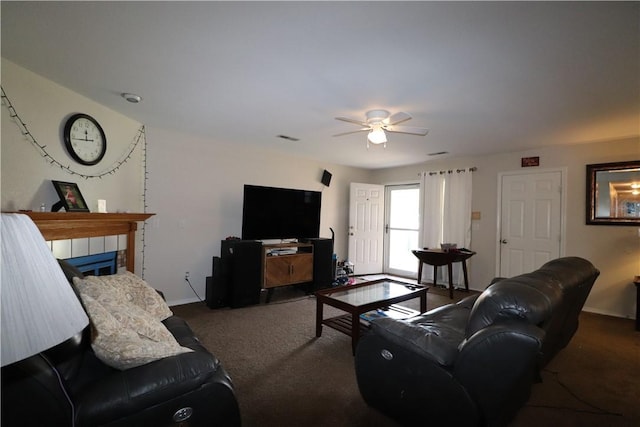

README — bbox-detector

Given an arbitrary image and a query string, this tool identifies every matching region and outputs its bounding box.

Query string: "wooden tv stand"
[262,243,313,293]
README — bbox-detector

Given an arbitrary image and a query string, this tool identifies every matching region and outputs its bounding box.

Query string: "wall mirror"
[586,160,640,225]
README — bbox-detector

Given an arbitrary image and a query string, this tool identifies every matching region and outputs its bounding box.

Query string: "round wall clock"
[63,113,107,166]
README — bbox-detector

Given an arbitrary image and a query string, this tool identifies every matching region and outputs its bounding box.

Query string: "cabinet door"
[289,254,313,283]
[264,254,313,287]
[264,256,292,288]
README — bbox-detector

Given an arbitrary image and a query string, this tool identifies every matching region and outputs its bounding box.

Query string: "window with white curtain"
[419,168,474,285]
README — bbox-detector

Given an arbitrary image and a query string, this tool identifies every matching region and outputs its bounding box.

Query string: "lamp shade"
[1,214,89,366]
[367,128,387,144]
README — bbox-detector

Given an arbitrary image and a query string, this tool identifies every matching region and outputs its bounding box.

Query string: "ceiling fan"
[333,110,429,148]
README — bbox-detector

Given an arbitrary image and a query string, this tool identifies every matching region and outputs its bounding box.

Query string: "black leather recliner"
[1,261,241,427]
[354,257,599,427]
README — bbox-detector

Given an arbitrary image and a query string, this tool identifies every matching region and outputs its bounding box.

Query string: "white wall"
[1,60,372,306]
[3,60,638,318]
[1,60,147,271]
[143,126,371,305]
[1,60,144,213]
[372,138,640,319]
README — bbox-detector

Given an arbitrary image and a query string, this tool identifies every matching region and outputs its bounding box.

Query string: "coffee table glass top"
[321,280,421,307]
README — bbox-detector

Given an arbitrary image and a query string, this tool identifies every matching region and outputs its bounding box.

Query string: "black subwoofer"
[205,256,228,308]
[220,240,262,308]
[304,238,334,291]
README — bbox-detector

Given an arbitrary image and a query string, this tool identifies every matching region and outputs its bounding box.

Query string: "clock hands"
[72,129,95,142]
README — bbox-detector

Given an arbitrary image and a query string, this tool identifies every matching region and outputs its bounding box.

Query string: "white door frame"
[495,167,567,276]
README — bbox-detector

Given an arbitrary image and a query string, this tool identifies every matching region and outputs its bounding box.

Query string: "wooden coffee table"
[315,279,428,354]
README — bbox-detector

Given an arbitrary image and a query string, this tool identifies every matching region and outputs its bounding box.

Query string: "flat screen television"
[241,185,321,240]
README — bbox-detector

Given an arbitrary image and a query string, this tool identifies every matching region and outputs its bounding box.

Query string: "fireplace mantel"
[8,212,154,272]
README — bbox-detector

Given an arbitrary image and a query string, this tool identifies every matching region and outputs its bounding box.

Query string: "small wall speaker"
[321,169,332,187]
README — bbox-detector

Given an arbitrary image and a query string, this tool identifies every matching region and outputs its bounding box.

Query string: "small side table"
[412,249,476,299]
[634,276,640,331]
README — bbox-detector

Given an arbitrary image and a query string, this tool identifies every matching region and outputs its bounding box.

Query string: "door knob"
[500,239,508,244]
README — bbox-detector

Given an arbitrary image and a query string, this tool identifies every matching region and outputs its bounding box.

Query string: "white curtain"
[420,172,445,249]
[419,169,473,286]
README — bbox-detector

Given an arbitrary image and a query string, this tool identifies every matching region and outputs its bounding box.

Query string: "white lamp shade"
[367,128,387,144]
[1,214,89,366]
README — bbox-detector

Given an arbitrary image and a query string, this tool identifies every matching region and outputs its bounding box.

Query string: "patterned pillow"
[75,272,173,320]
[73,276,191,370]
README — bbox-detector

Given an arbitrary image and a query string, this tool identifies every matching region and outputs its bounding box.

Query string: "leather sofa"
[1,261,241,427]
[354,257,599,427]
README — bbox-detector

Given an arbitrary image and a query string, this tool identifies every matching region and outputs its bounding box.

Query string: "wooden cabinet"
[262,243,313,289]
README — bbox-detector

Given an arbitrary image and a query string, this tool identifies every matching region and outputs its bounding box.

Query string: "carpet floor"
[172,280,639,427]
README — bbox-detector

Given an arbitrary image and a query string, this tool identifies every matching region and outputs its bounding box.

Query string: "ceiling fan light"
[367,128,387,144]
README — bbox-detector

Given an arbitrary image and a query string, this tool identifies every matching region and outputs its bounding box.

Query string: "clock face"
[63,114,107,165]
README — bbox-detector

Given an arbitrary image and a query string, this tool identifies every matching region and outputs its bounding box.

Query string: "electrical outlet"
[185,271,190,280]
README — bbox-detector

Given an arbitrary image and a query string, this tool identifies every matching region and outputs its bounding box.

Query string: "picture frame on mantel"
[51,180,90,212]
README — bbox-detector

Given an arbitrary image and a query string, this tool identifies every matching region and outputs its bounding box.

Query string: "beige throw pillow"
[76,272,173,320]
[73,276,191,370]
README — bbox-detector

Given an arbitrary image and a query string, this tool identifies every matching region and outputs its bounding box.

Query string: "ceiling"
[2,1,638,169]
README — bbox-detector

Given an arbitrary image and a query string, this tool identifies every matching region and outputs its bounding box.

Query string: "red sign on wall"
[521,156,540,167]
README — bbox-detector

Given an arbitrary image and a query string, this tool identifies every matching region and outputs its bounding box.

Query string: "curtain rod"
[420,167,477,176]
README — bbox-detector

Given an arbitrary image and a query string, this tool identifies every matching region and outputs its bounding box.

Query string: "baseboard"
[168,296,202,307]
[582,306,632,320]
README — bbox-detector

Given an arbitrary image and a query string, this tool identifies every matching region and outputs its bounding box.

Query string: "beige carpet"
[172,282,639,427]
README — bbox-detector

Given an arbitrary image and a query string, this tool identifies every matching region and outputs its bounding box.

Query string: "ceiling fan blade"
[335,116,368,126]
[332,128,370,137]
[385,111,412,126]
[385,125,429,136]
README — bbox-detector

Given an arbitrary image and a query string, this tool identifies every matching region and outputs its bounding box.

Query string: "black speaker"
[221,239,262,308]
[304,238,334,291]
[205,256,227,309]
[321,169,332,187]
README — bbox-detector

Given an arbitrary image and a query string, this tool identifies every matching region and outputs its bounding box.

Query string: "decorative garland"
[1,85,150,277]
[1,86,145,180]
[141,125,149,278]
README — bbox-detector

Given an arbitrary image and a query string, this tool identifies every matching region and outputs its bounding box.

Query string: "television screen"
[242,185,321,240]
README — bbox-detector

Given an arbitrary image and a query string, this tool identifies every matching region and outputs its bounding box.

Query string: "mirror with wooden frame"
[586,160,640,225]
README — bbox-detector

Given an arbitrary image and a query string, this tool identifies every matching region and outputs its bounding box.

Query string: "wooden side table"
[412,249,476,299]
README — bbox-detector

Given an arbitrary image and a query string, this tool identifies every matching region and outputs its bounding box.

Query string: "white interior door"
[498,170,564,277]
[384,184,420,278]
[348,183,384,275]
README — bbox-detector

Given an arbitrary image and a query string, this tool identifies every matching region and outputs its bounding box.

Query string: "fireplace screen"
[64,251,118,276]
